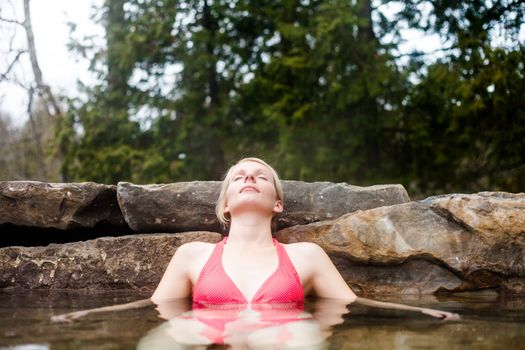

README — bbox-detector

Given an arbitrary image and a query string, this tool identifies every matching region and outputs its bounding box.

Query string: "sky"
[0,0,103,126]
[0,0,443,128]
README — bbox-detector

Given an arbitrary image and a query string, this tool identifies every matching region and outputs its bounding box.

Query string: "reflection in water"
[139,299,350,349]
[1,291,525,350]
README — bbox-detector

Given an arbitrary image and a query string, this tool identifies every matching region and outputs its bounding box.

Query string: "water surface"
[1,290,523,349]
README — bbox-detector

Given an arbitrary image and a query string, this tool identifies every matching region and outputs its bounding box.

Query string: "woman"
[151,157,457,319]
[52,157,458,325]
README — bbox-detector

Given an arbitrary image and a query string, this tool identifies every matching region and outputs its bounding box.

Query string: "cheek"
[225,183,237,201]
[264,183,278,197]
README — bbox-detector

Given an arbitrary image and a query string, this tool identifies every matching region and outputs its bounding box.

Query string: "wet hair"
[215,157,284,227]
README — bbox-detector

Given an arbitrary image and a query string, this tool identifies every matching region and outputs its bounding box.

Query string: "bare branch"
[390,46,456,60]
[0,16,23,26]
[0,49,25,80]
[26,85,47,179]
[23,0,43,86]
[22,0,62,116]
[14,79,31,91]
[0,0,57,181]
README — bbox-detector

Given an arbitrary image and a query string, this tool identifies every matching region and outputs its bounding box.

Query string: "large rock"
[117,181,223,233]
[275,192,525,295]
[278,181,409,228]
[5,185,521,295]
[0,232,222,290]
[117,181,409,232]
[0,181,126,230]
[1,193,523,294]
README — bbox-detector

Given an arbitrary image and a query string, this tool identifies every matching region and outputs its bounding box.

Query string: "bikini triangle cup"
[193,237,305,305]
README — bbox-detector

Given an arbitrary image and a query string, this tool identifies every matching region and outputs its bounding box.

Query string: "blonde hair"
[215,157,284,227]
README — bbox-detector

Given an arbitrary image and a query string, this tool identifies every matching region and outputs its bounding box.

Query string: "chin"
[230,202,275,214]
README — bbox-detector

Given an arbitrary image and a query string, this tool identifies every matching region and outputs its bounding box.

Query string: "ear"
[273,199,283,214]
[224,202,230,214]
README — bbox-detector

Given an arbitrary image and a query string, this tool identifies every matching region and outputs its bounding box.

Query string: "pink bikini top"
[192,237,305,305]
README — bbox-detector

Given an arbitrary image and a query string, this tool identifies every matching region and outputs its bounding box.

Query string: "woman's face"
[223,161,283,217]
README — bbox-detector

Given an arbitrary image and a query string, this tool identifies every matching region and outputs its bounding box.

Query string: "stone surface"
[0,232,222,290]
[277,181,410,228]
[2,191,523,295]
[275,192,525,295]
[0,181,126,230]
[117,181,223,233]
[117,181,410,233]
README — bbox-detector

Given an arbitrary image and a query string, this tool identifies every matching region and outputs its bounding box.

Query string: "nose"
[243,174,256,183]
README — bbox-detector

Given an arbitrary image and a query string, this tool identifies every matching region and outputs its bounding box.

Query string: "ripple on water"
[0,290,524,349]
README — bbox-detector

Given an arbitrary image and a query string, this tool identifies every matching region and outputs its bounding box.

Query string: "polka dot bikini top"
[192,237,305,305]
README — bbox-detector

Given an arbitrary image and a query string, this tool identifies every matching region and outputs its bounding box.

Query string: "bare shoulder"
[282,241,326,258]
[281,241,330,289]
[281,241,329,270]
[175,241,217,282]
[175,241,215,259]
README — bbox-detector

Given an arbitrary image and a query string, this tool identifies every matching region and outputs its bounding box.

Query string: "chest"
[221,248,279,298]
[192,241,304,304]
[191,242,312,302]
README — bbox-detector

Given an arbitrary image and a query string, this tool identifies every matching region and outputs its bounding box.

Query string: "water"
[1,290,523,349]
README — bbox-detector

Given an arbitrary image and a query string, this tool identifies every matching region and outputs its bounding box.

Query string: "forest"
[1,0,524,198]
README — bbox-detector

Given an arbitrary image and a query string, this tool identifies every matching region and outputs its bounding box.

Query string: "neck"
[226,213,274,248]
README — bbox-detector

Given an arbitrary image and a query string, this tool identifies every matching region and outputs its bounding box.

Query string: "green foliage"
[394,0,525,195]
[401,45,525,194]
[55,0,525,196]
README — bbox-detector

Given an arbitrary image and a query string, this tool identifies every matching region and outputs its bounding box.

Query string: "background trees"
[2,0,524,197]
[395,0,525,194]
[0,0,62,181]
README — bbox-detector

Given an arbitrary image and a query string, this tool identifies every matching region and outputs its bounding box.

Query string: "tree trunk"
[357,0,376,43]
[23,0,51,179]
[23,0,61,117]
[203,0,219,107]
[105,0,130,113]
[202,0,225,178]
[356,0,380,180]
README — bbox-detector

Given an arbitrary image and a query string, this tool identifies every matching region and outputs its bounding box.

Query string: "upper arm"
[304,243,357,302]
[151,243,195,303]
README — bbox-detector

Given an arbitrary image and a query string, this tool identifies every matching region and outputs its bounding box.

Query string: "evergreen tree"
[59,0,146,183]
[55,0,524,195]
[396,0,525,194]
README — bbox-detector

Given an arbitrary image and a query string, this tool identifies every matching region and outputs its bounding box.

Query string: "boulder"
[0,181,126,230]
[278,181,409,228]
[117,181,223,233]
[117,181,409,232]
[3,188,522,295]
[275,192,525,294]
[0,232,222,290]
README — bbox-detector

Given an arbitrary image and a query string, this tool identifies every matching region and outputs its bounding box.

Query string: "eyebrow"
[232,168,271,176]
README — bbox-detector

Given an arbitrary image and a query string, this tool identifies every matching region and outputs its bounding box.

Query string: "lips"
[240,186,259,193]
